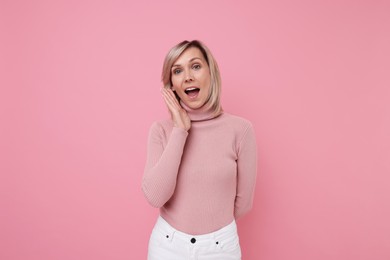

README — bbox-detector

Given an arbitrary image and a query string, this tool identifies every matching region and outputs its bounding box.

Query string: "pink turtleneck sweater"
[142,104,257,235]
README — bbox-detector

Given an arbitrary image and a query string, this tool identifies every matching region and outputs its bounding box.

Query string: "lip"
[184,86,200,100]
[185,86,200,91]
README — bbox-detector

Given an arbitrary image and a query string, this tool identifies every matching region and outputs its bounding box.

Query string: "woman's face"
[170,47,211,110]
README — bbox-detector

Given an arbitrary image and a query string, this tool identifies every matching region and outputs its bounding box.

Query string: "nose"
[184,70,194,82]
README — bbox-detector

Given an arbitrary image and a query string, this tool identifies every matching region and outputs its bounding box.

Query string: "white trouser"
[147,216,241,260]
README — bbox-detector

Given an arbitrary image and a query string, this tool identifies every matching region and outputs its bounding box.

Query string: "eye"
[192,64,201,70]
[173,68,182,75]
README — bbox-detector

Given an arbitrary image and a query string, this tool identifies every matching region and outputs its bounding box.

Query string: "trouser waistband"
[153,216,237,245]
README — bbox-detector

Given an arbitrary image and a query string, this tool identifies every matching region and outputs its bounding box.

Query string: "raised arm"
[142,88,191,208]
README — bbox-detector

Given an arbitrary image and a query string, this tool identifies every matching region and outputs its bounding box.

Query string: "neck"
[180,101,221,122]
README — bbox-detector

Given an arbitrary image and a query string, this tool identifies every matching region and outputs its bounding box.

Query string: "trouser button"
[190,238,196,243]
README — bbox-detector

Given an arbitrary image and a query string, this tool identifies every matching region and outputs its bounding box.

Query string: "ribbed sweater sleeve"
[234,123,258,219]
[142,122,188,208]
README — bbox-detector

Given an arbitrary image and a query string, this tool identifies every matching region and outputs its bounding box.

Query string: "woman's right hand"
[161,88,191,131]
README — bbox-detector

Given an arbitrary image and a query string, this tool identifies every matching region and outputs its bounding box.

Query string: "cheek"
[171,76,181,88]
[199,70,211,84]
[172,89,186,101]
[201,75,211,90]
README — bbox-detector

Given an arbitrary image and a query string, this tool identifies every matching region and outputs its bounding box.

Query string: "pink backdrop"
[1,0,389,259]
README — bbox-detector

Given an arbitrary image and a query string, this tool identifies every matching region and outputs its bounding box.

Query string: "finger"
[161,88,175,105]
[162,88,181,110]
[163,88,176,102]
[161,89,174,107]
[166,89,183,109]
[161,89,180,113]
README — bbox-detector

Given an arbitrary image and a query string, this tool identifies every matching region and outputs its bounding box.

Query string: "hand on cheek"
[161,88,191,131]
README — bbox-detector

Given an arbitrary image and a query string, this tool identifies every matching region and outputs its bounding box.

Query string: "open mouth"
[184,87,200,98]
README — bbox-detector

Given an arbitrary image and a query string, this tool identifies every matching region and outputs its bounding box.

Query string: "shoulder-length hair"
[161,40,222,116]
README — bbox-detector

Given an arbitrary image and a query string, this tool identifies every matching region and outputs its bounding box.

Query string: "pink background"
[1,0,389,259]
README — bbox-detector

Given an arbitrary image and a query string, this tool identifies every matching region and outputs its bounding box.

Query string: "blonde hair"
[161,40,222,116]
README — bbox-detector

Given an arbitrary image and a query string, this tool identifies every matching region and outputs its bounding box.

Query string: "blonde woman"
[142,40,257,259]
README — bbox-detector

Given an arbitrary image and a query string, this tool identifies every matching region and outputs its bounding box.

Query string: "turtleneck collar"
[180,100,222,122]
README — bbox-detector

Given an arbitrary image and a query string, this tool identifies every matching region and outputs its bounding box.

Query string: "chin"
[182,100,204,110]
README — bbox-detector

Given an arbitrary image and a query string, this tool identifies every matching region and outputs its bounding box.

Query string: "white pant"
[147,216,241,260]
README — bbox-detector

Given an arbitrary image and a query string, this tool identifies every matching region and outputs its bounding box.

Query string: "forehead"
[173,47,206,65]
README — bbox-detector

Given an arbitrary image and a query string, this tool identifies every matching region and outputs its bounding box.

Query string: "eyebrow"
[172,57,202,68]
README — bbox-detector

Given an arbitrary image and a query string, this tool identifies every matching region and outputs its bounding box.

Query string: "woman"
[142,40,257,259]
